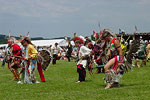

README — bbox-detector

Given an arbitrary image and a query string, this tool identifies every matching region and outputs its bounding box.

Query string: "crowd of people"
[1,28,150,89]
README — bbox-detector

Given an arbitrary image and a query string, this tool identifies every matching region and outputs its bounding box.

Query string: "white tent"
[31,39,64,47]
[58,40,75,46]
[0,44,8,47]
[0,39,65,47]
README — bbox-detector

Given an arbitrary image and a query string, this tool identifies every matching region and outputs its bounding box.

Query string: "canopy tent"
[58,40,75,47]
[0,44,8,48]
[0,39,64,48]
[31,39,64,47]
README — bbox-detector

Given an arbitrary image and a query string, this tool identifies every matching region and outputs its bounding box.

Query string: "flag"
[93,30,96,37]
[96,33,98,38]
[99,30,104,37]
[94,33,99,40]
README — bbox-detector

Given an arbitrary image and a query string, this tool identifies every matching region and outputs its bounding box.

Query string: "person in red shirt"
[7,37,22,81]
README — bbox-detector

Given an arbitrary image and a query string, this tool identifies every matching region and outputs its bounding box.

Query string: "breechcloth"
[77,64,86,82]
[104,56,124,84]
[112,56,124,70]
[104,69,122,84]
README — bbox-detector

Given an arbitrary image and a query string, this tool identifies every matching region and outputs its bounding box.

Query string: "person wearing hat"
[7,37,22,81]
[21,37,39,83]
[75,40,91,83]
[91,39,104,73]
[101,29,124,89]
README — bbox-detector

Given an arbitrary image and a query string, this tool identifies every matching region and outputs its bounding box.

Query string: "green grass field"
[0,60,150,100]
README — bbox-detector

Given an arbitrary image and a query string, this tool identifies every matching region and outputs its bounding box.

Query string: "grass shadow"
[98,83,140,89]
[120,83,141,87]
[84,80,92,82]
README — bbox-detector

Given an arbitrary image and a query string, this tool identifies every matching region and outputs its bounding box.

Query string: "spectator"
[52,43,63,65]
[66,41,73,62]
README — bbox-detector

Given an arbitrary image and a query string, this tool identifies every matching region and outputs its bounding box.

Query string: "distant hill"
[0,34,8,44]
[31,37,46,40]
[0,34,70,44]
[0,34,47,44]
[50,37,71,40]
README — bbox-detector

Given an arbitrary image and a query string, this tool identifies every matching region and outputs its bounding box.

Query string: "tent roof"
[31,39,64,47]
[58,40,75,46]
[0,44,8,47]
[0,39,64,47]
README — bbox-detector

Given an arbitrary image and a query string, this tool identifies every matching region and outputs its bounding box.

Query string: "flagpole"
[9,30,11,38]
[133,25,137,40]
[98,22,101,31]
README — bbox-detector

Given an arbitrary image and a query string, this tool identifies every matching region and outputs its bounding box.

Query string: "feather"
[126,39,140,64]
[37,50,51,71]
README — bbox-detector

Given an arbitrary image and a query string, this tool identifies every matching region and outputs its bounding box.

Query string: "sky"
[0,0,150,38]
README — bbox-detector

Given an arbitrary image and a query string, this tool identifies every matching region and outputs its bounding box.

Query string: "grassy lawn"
[0,60,150,100]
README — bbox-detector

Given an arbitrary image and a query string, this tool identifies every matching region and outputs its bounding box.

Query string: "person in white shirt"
[75,40,91,83]
[51,43,62,65]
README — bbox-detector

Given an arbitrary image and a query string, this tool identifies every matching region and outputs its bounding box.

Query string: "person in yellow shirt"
[21,37,38,83]
[146,41,150,61]
[121,41,127,56]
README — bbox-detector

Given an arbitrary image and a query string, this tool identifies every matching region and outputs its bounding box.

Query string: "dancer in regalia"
[135,37,147,67]
[101,29,124,89]
[20,37,39,83]
[7,37,22,81]
[75,40,91,83]
[146,41,150,61]
[92,39,104,73]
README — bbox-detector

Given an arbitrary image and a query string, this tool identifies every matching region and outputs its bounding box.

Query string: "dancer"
[135,37,147,67]
[75,40,91,83]
[66,41,73,62]
[7,37,22,81]
[101,29,124,89]
[92,39,104,73]
[146,41,150,61]
[21,37,39,83]
[52,43,63,64]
